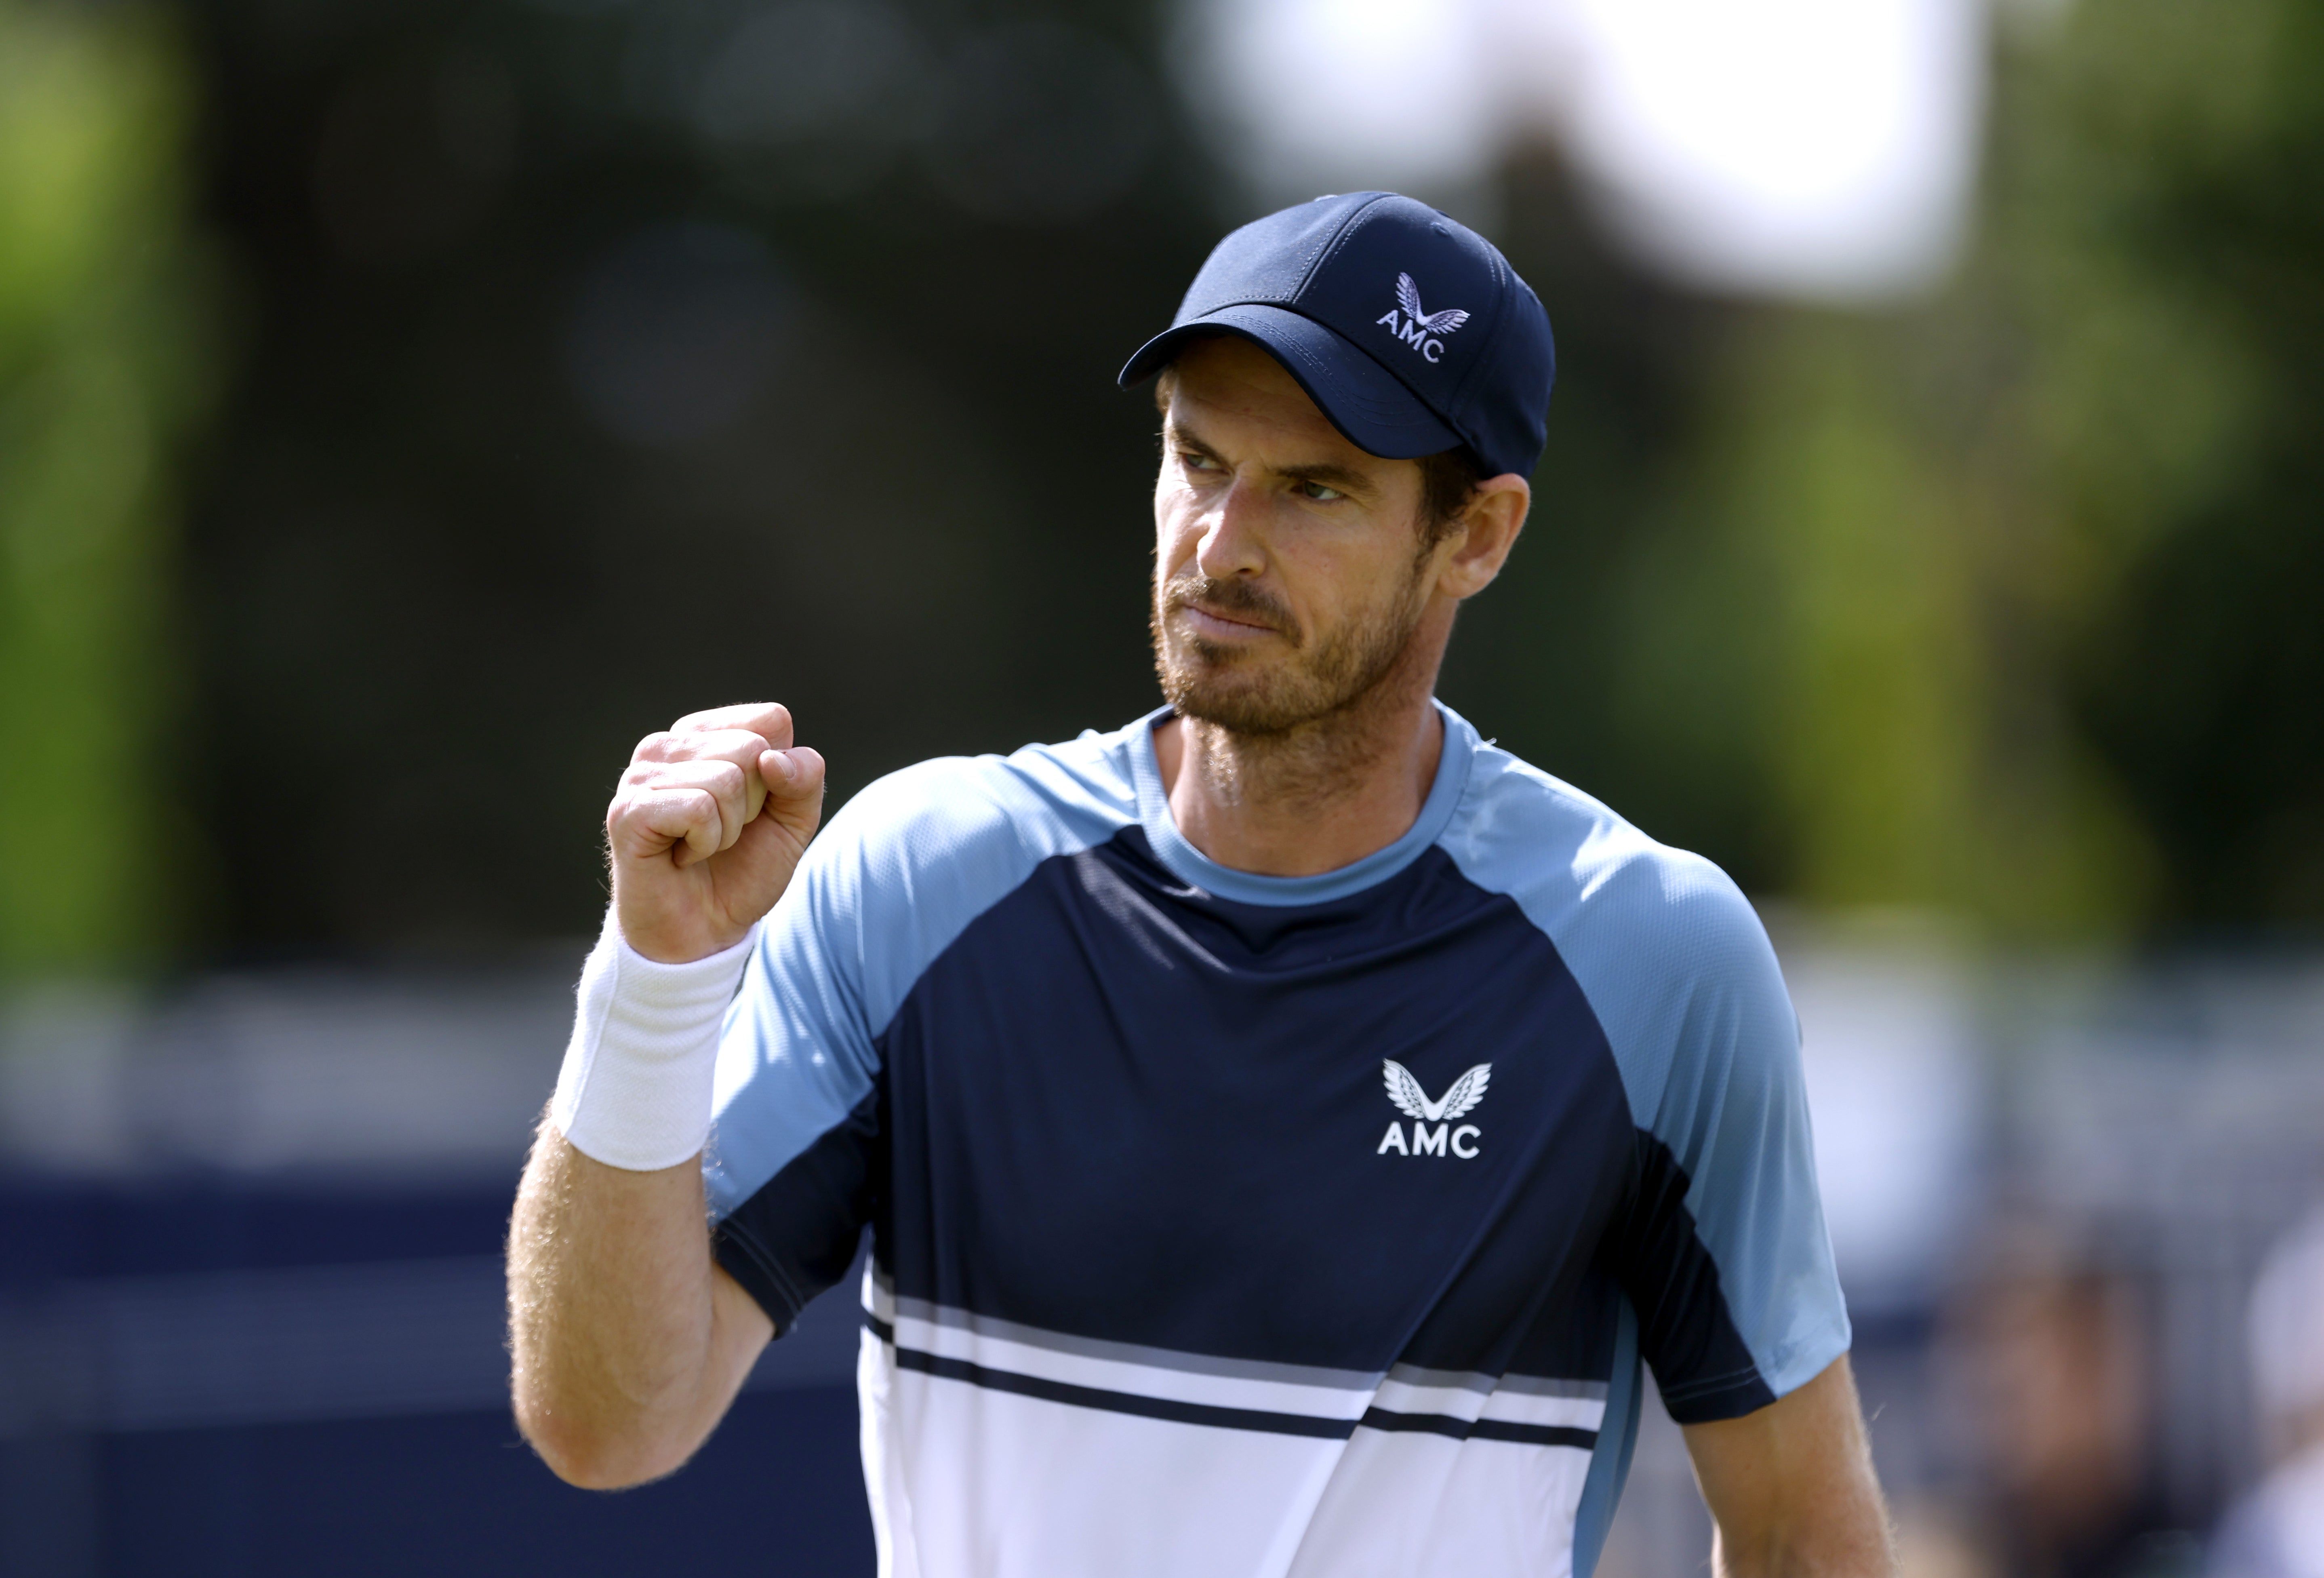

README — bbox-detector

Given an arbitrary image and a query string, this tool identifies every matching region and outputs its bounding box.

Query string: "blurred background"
[2,0,2320,1571]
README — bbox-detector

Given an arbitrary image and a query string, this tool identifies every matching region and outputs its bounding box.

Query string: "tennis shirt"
[701,702,1849,1578]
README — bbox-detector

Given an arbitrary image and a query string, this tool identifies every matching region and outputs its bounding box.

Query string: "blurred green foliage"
[1512,0,2324,941]
[0,0,212,974]
[8,0,2311,968]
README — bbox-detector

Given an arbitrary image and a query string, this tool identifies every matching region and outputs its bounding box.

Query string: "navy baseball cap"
[1119,192,1555,478]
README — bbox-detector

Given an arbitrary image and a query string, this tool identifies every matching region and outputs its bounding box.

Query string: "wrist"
[610,886,754,967]
[549,908,758,1171]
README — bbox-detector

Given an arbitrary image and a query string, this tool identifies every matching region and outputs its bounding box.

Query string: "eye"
[1296,479,1344,501]
[1180,450,1222,472]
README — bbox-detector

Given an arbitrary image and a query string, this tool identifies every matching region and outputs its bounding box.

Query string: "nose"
[1194,475,1268,582]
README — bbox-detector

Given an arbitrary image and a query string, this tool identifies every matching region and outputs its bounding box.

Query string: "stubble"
[1149,550,1440,802]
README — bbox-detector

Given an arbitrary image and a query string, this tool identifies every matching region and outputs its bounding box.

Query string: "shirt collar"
[1126,700,1478,907]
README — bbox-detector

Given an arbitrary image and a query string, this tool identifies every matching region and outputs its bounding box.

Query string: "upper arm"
[1682,1355,1894,1576]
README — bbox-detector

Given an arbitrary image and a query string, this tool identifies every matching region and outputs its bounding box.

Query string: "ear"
[1432,474,1530,600]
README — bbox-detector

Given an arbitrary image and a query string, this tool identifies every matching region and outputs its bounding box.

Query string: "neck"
[1154,605,1451,877]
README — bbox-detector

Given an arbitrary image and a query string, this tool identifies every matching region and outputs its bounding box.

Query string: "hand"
[605,703,827,963]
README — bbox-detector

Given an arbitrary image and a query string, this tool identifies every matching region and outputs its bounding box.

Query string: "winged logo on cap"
[1383,1059,1492,1123]
[1395,274,1471,337]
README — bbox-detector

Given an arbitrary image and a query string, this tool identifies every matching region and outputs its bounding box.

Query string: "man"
[508,192,1893,1576]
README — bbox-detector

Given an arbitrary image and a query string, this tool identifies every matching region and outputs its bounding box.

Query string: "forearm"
[1711,1515,1895,1578]
[507,1120,767,1487]
[505,701,815,1487]
[1688,1357,1897,1578]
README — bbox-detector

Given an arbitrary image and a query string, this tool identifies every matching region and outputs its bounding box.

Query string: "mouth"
[1178,601,1283,642]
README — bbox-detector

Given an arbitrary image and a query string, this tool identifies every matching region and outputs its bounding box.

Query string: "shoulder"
[775,723,1142,989]
[744,723,1143,1045]
[1437,743,1789,1121]
[1440,743,1769,973]
[810,722,1142,885]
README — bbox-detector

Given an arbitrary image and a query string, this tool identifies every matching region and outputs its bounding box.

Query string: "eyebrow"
[1164,417,1381,498]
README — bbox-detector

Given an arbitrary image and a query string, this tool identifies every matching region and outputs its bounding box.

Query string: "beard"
[1150,557,1433,737]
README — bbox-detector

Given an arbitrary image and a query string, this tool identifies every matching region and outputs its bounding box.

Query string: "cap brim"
[1117,304,1461,461]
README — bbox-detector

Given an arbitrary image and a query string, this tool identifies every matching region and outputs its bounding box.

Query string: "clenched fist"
[606,703,827,963]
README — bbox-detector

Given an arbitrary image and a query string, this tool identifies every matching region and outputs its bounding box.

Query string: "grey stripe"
[1380,1365,1606,1401]
[878,1289,1606,1404]
[1487,1373,1611,1401]
[886,1294,1380,1392]
[1385,1363,1495,1395]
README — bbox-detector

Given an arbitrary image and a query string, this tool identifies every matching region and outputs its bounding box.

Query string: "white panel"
[1286,1425,1591,1577]
[867,1357,1344,1578]
[856,1344,1598,1578]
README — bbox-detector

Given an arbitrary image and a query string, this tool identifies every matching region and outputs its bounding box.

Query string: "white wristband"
[549,910,758,1171]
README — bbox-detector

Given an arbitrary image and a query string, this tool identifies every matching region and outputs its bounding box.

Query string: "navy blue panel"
[873,825,1642,1379]
[714,1090,882,1334]
[1359,1412,1597,1450]
[1607,1133,1777,1423]
[1507,1259,1628,1385]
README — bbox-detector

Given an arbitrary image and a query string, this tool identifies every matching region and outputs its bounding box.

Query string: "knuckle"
[695,732,754,769]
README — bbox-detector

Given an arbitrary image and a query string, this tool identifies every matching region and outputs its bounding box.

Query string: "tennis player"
[509,192,1894,1576]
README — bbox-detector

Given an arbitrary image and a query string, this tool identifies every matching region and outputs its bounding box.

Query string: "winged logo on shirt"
[1382,1060,1491,1123]
[1378,1060,1490,1158]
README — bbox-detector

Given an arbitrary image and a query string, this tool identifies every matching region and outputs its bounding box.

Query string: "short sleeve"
[701,752,1111,1332]
[1434,747,1852,1424]
[1598,874,1849,1423]
[702,805,889,1333]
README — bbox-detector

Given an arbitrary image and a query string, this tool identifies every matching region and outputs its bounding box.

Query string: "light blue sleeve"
[702,739,1135,1221]
[1440,745,1850,1405]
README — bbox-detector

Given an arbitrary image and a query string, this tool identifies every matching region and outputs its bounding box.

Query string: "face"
[1150,337,1450,736]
